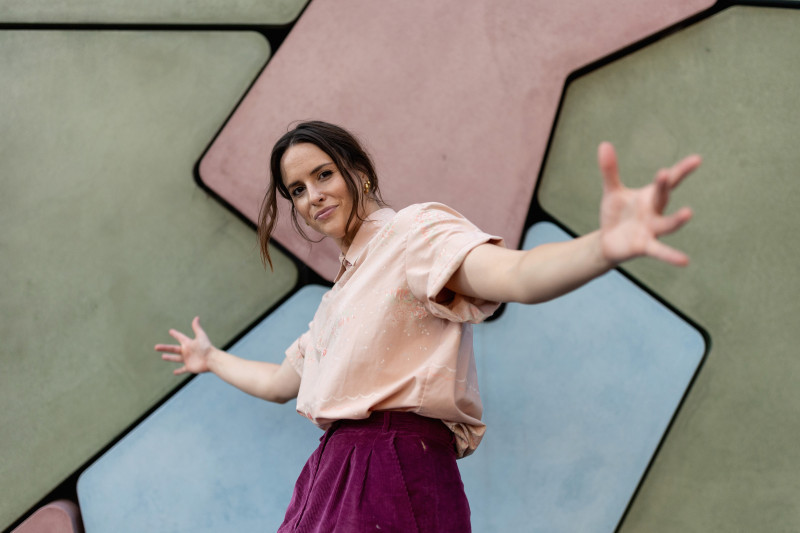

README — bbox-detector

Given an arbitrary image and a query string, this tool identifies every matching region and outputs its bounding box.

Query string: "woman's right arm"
[446,143,701,305]
[155,317,301,404]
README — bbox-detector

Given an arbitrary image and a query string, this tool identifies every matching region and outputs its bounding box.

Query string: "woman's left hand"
[597,142,701,266]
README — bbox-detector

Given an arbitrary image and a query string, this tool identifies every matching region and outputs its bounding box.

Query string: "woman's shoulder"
[394,202,467,224]
[389,203,484,248]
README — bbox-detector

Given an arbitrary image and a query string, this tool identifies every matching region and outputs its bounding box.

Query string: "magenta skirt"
[277,411,471,532]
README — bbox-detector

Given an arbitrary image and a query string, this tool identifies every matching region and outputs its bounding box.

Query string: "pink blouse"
[285,203,504,457]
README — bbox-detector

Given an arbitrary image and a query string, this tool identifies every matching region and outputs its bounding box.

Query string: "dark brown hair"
[258,121,385,269]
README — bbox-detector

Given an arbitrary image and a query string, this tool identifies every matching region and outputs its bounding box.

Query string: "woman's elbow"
[262,390,297,404]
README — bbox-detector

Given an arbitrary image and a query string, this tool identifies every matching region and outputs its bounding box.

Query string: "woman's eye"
[319,170,333,179]
[290,186,305,197]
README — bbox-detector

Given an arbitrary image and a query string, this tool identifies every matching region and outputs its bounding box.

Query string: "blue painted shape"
[463,222,705,533]
[77,285,328,533]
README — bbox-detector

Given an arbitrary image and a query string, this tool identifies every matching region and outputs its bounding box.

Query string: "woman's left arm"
[446,142,702,304]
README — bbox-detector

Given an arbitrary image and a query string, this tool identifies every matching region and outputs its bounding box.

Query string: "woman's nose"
[308,185,325,203]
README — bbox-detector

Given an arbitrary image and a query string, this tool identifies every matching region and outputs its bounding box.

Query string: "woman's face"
[281,143,369,252]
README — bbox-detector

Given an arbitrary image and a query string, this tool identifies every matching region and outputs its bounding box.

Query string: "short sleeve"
[285,325,312,376]
[403,203,505,323]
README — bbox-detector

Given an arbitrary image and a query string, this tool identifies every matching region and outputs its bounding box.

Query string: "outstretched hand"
[597,142,701,266]
[155,317,215,375]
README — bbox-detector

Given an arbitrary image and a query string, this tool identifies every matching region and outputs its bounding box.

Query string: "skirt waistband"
[331,411,453,444]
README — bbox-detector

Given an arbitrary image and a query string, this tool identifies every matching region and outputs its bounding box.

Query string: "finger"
[667,154,702,189]
[645,239,690,266]
[154,343,181,354]
[161,353,183,363]
[598,142,622,192]
[654,207,693,236]
[168,328,191,344]
[173,366,189,376]
[191,316,204,338]
[653,168,671,212]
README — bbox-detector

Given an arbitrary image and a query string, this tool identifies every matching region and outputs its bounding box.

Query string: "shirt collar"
[335,207,396,282]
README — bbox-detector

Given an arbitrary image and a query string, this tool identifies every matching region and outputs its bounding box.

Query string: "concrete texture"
[537,6,800,532]
[77,286,326,533]
[198,0,715,281]
[0,30,296,530]
[463,222,705,532]
[0,0,309,25]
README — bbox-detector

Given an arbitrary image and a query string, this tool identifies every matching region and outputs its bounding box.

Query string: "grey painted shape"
[0,0,309,25]
[462,222,705,533]
[77,285,328,533]
[0,30,294,530]
[537,6,800,532]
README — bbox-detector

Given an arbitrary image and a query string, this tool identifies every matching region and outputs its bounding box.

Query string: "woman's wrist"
[206,347,228,375]
[583,230,617,272]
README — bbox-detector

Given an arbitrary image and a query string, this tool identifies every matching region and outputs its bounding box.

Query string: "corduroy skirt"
[277,411,471,533]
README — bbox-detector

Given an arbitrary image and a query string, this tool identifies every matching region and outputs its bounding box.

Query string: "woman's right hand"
[155,316,215,375]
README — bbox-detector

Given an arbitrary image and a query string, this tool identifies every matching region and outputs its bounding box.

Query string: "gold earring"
[363,181,371,195]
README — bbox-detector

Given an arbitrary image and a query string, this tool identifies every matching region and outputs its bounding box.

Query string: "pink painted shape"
[200,0,713,280]
[11,500,83,533]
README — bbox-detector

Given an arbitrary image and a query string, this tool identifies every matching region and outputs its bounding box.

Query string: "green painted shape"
[0,30,296,530]
[0,0,308,25]
[538,6,800,532]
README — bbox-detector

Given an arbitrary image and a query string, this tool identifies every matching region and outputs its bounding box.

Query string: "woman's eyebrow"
[308,162,333,176]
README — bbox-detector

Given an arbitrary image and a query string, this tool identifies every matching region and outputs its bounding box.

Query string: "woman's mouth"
[314,206,337,221]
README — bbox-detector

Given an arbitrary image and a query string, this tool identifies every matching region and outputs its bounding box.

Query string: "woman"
[156,121,701,532]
